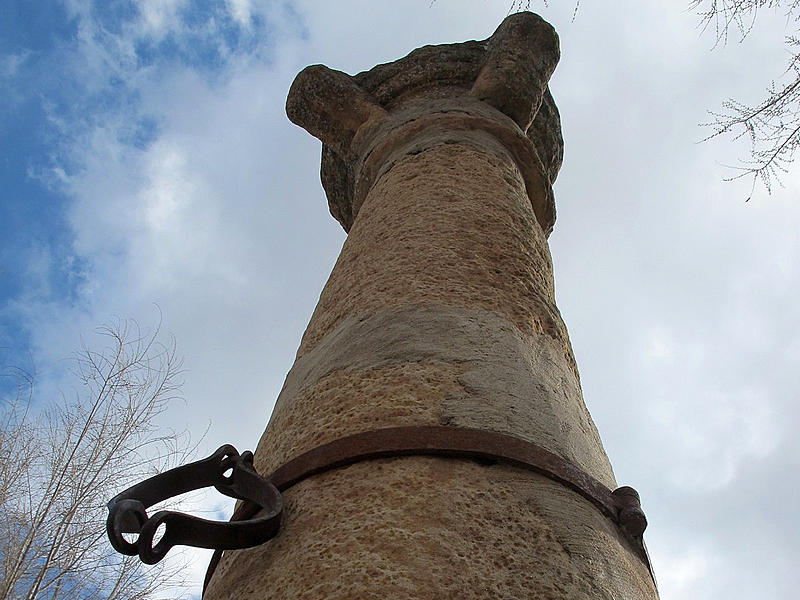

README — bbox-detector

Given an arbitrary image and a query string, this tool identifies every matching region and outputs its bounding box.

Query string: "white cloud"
[226,0,252,26]
[137,0,187,38]
[647,386,777,491]
[9,0,800,597]
[644,328,675,361]
[141,143,194,232]
[0,51,29,78]
[651,545,715,597]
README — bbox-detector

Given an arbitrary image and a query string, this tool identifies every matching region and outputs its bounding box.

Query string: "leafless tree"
[691,1,800,197]
[0,319,193,600]
[510,1,800,197]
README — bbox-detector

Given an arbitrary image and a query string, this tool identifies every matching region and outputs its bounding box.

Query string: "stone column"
[205,12,657,600]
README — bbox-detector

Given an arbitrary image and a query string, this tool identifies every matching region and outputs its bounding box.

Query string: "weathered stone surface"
[471,12,559,132]
[254,305,613,488]
[251,134,612,488]
[531,88,563,184]
[289,12,565,234]
[302,136,559,354]
[206,11,657,600]
[286,65,387,157]
[205,461,655,600]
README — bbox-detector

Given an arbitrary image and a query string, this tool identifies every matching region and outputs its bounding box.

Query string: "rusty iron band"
[203,425,655,594]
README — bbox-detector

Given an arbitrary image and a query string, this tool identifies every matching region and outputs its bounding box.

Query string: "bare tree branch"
[690,1,800,196]
[0,319,195,600]
[502,2,800,197]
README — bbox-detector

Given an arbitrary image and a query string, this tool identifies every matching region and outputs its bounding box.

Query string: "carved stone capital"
[286,12,564,236]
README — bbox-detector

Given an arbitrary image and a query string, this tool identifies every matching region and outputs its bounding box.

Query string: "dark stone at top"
[290,13,564,233]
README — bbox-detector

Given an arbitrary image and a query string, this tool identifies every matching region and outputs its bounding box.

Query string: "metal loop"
[107,498,147,556]
[138,510,173,564]
[106,445,283,565]
[216,454,239,487]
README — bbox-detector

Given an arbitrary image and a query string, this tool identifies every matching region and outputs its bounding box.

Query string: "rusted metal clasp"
[107,428,655,592]
[203,426,656,592]
[106,445,282,564]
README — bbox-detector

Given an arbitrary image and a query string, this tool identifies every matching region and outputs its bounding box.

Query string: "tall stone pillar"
[205,12,657,600]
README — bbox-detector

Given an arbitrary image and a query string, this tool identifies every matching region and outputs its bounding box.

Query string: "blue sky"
[2,1,800,598]
[2,2,78,363]
[1,1,302,379]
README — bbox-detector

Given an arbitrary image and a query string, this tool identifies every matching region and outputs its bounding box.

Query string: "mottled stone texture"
[205,11,658,600]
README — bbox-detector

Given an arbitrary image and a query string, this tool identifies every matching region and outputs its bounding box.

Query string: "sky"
[1,0,799,598]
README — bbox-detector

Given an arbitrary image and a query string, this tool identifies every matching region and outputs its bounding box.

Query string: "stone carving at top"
[286,12,564,236]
